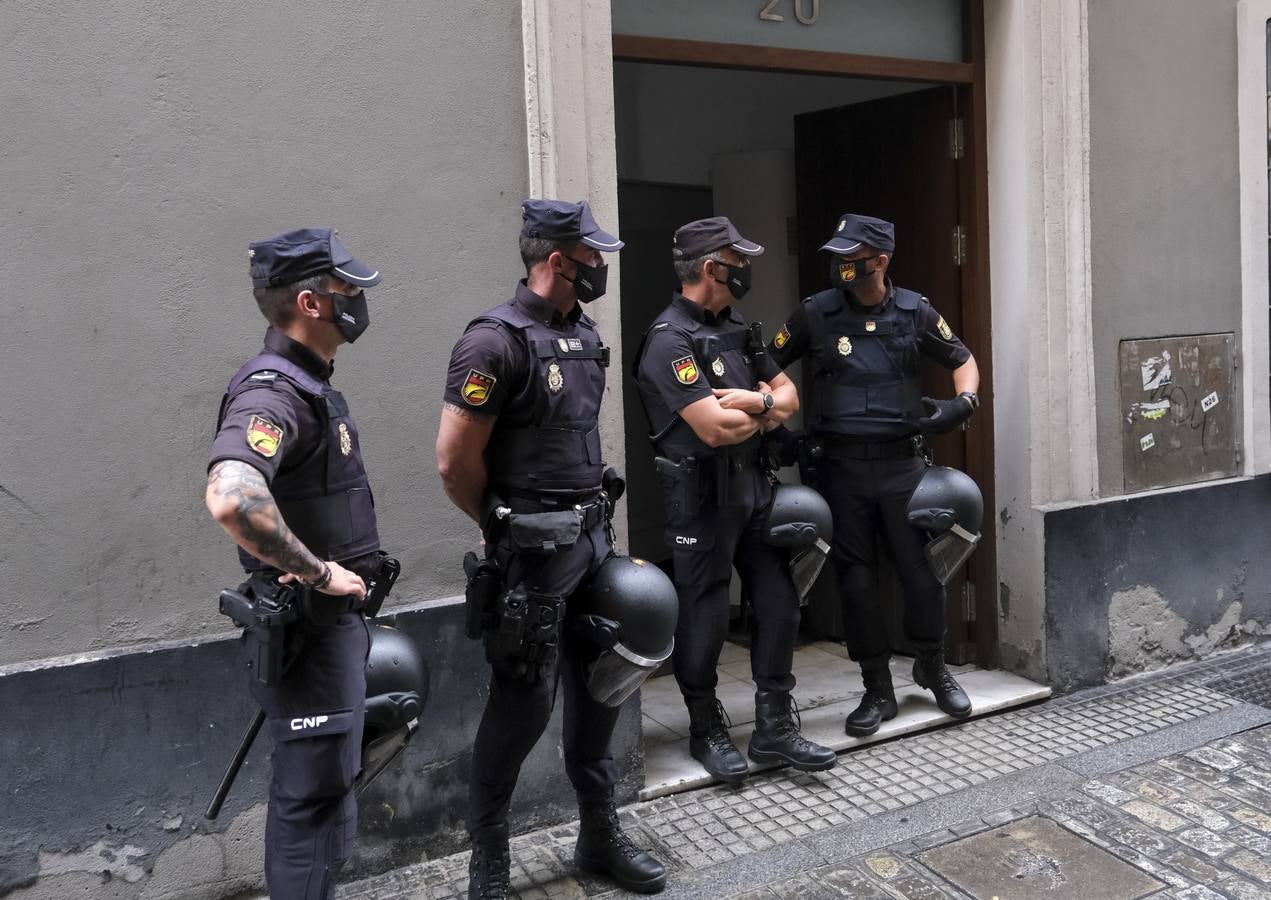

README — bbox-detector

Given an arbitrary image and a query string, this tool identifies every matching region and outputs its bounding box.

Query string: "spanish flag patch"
[462,369,496,406]
[672,355,699,385]
[774,325,791,349]
[246,415,283,458]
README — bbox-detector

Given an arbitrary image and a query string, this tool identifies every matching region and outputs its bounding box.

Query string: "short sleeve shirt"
[769,284,971,371]
[208,328,331,483]
[443,281,586,424]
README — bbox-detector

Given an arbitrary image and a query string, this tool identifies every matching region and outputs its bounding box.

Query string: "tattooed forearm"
[206,460,324,579]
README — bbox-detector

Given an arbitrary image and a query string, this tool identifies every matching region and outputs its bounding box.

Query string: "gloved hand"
[915,395,974,434]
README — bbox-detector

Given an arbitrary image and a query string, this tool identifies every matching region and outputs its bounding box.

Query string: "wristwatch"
[958,391,980,411]
[761,391,775,412]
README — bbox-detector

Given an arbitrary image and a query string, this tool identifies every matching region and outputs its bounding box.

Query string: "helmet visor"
[583,639,673,708]
[790,538,831,602]
[923,525,980,585]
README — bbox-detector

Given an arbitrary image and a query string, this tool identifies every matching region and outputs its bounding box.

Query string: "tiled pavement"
[339,643,1271,900]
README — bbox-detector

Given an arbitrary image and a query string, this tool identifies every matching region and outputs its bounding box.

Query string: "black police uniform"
[768,227,970,670]
[209,228,382,900]
[447,282,621,831]
[634,296,802,702]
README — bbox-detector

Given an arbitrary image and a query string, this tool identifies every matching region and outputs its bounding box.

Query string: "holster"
[218,573,300,686]
[362,552,401,619]
[797,436,825,486]
[484,583,564,677]
[463,550,503,640]
[654,455,701,518]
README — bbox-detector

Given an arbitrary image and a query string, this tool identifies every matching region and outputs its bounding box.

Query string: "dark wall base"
[1044,475,1271,692]
[0,600,642,897]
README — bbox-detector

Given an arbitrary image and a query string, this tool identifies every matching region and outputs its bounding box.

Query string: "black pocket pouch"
[506,510,583,554]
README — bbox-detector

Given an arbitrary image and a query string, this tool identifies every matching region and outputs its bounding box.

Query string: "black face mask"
[321,291,370,343]
[712,260,752,301]
[831,256,879,291]
[561,256,609,303]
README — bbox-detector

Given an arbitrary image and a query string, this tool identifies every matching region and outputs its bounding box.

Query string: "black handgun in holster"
[654,455,700,518]
[218,574,300,686]
[362,553,401,618]
[748,321,766,363]
[797,435,825,487]
[463,550,503,640]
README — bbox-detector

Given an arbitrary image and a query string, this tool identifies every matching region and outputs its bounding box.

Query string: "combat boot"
[574,793,667,893]
[467,824,511,900]
[845,657,898,736]
[686,696,749,784]
[913,649,972,718]
[748,691,837,771]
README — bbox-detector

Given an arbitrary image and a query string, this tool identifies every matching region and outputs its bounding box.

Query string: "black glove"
[915,395,974,434]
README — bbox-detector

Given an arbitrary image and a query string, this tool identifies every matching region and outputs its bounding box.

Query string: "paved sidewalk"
[339,643,1271,900]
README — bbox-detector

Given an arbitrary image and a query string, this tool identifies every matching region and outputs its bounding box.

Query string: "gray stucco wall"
[1088,0,1241,496]
[0,2,528,665]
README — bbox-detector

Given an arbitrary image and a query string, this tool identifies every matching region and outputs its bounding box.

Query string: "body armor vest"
[219,353,380,569]
[471,301,609,493]
[803,287,924,440]
[636,300,764,463]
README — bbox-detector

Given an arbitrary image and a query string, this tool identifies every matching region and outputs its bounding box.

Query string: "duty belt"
[824,435,924,460]
[505,488,608,530]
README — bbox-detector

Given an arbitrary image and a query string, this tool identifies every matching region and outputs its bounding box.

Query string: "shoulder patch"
[672,355,700,385]
[246,415,284,458]
[651,322,671,332]
[773,324,791,349]
[937,316,954,340]
[462,369,496,406]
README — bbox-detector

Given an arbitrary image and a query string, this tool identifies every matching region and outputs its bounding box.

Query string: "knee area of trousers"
[842,566,874,598]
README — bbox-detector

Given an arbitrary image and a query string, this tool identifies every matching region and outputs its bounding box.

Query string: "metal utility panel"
[1119,334,1238,493]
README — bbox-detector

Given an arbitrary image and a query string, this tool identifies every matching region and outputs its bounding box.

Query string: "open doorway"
[614,49,1021,798]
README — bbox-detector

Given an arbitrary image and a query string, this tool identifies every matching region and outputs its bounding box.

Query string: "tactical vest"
[635,300,764,463]
[219,352,380,569]
[803,287,924,440]
[471,302,609,493]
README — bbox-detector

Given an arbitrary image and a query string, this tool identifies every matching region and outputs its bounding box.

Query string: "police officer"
[633,217,836,785]
[205,227,383,899]
[767,213,981,737]
[436,200,666,898]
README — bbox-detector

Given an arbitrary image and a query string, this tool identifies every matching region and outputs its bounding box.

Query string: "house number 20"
[759,0,820,25]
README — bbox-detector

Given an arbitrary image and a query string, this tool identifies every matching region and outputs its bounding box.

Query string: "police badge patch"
[547,362,564,393]
[937,316,954,340]
[246,415,283,458]
[837,336,853,356]
[338,421,352,456]
[838,261,857,283]
[462,369,496,406]
[672,355,699,385]
[712,357,725,378]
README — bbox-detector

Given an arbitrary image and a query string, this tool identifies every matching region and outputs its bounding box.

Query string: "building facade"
[1,0,1269,895]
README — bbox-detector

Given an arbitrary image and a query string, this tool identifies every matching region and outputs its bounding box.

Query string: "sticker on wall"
[1140,352,1172,391]
[1140,399,1169,421]
[1201,391,1219,413]
[1140,433,1156,452]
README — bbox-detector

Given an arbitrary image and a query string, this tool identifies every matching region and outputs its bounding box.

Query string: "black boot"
[686,697,749,785]
[467,824,511,900]
[845,658,898,737]
[574,794,667,894]
[913,649,972,718]
[747,691,837,771]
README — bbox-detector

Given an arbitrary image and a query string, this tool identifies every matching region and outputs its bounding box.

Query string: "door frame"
[612,0,999,665]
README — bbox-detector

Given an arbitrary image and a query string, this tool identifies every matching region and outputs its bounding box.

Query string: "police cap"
[820,213,895,255]
[248,227,382,289]
[673,216,764,259]
[521,199,624,251]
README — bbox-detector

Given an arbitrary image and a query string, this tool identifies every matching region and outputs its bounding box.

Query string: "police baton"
[204,708,265,821]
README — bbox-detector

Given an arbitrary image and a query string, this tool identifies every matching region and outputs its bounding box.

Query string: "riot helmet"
[764,483,834,600]
[906,466,983,585]
[575,555,678,707]
[356,623,428,796]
